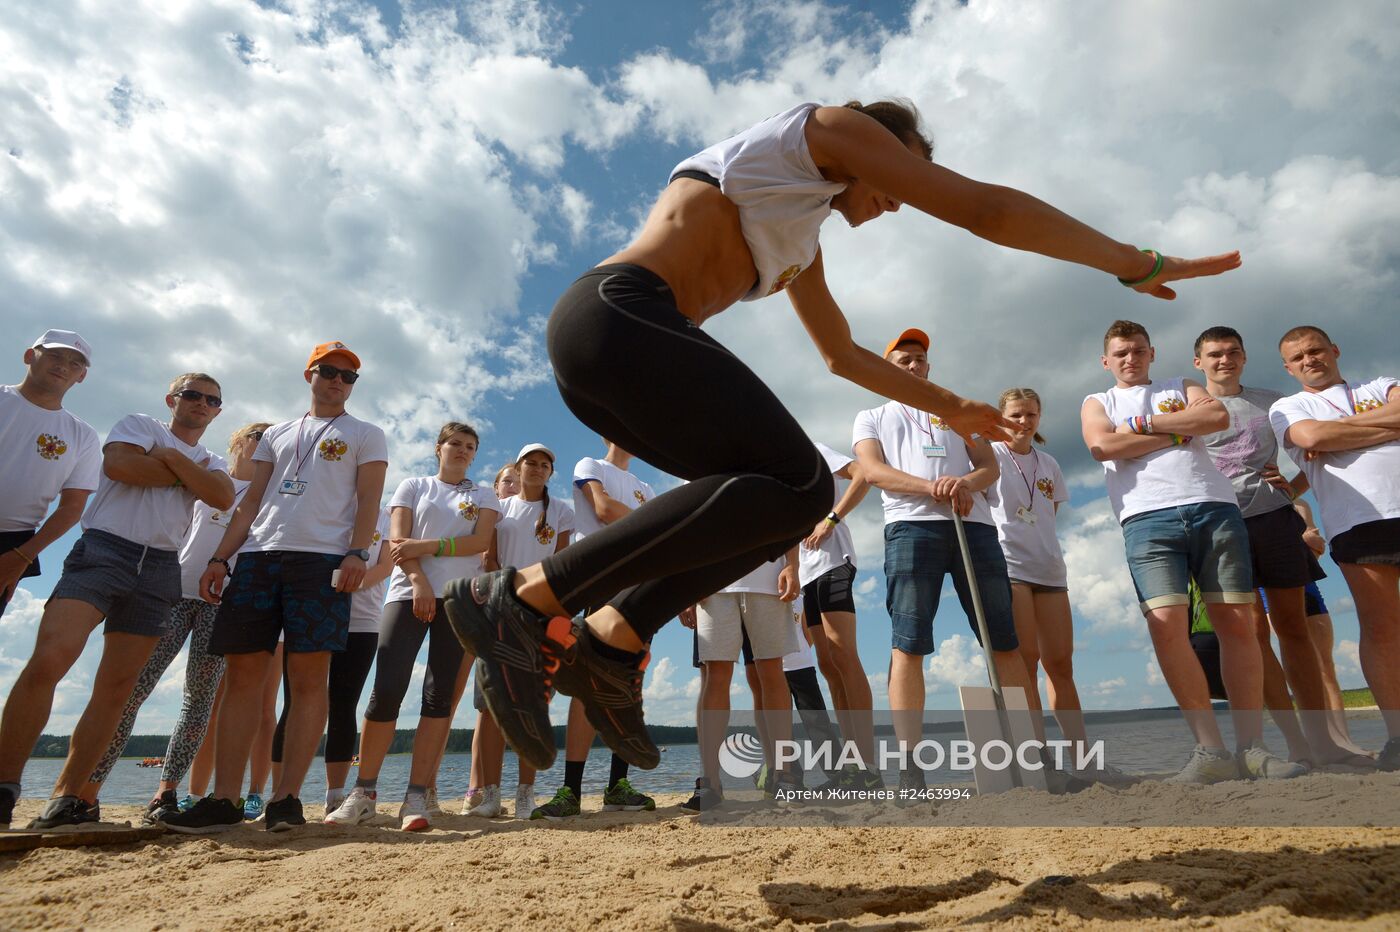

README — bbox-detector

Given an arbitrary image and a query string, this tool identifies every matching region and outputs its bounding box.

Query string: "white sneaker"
[324,787,377,825]
[1164,745,1237,785]
[467,785,503,818]
[460,786,485,815]
[399,790,431,832]
[424,787,442,817]
[1239,743,1309,780]
[514,783,535,819]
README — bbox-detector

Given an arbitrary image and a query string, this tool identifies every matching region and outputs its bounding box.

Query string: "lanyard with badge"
[279,412,343,496]
[900,405,946,458]
[1316,383,1358,419]
[1009,447,1039,526]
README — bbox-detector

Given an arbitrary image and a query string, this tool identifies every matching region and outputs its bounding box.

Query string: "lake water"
[18,711,1391,807]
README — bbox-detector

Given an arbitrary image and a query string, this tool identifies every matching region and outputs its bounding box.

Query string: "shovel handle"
[950,510,1006,705]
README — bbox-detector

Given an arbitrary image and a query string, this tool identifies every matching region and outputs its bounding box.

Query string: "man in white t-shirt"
[1082,319,1297,784]
[0,372,235,830]
[1193,325,1353,767]
[531,441,658,819]
[0,330,101,619]
[853,328,1040,793]
[1268,324,1400,771]
[164,341,388,834]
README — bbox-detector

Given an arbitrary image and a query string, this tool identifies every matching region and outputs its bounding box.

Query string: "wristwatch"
[346,548,371,562]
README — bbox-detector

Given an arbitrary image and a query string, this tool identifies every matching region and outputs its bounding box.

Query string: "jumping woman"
[446,100,1240,770]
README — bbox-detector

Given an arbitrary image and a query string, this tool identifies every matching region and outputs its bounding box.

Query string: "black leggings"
[272,631,377,764]
[541,264,834,641]
[363,599,466,722]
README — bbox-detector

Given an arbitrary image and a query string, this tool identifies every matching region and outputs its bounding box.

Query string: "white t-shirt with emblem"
[0,384,102,533]
[84,414,229,551]
[851,400,994,526]
[724,554,787,596]
[244,413,389,555]
[1084,377,1237,523]
[571,457,655,542]
[985,443,1069,588]
[782,630,817,673]
[1269,377,1400,540]
[350,506,391,634]
[178,478,251,599]
[385,476,501,602]
[495,494,576,569]
[797,442,858,587]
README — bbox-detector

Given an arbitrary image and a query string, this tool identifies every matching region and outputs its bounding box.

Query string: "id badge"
[1016,506,1037,526]
[279,479,308,496]
[923,444,947,458]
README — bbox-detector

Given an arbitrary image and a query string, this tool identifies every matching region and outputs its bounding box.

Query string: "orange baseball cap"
[307,340,361,370]
[883,328,929,358]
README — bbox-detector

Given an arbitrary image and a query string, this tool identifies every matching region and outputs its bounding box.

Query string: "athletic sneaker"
[752,763,777,796]
[895,768,927,807]
[399,790,431,832]
[442,568,574,771]
[1071,761,1134,786]
[1239,743,1309,780]
[1378,737,1400,773]
[178,794,197,812]
[838,765,886,792]
[324,787,377,825]
[325,788,346,813]
[460,786,485,815]
[425,787,442,817]
[529,786,581,821]
[27,796,92,831]
[514,784,535,819]
[161,796,244,834]
[554,624,659,770]
[243,793,265,821]
[681,778,722,813]
[466,785,503,818]
[602,778,655,812]
[264,795,306,832]
[144,790,181,825]
[1165,745,1237,785]
[0,786,15,831]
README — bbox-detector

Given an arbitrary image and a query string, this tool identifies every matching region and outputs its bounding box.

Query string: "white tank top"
[671,103,845,301]
[1085,377,1237,523]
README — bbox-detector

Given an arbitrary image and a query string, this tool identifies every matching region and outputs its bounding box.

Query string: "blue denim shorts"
[1121,501,1254,612]
[49,529,181,637]
[883,520,1018,655]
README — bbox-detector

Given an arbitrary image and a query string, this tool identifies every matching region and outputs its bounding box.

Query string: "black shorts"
[208,550,350,655]
[1331,517,1400,566]
[0,528,41,617]
[801,562,856,626]
[1244,505,1327,589]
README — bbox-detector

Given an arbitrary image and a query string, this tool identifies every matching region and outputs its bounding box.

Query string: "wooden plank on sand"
[0,825,164,854]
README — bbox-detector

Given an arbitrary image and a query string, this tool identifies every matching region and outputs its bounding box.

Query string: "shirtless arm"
[804,106,1240,300]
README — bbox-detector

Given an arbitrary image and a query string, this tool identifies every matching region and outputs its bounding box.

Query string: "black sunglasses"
[315,363,360,384]
[174,388,222,408]
[247,430,264,442]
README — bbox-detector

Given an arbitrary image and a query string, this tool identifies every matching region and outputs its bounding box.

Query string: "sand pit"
[3,774,1399,930]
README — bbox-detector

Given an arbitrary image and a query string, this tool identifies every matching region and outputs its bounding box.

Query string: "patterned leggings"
[90,598,227,787]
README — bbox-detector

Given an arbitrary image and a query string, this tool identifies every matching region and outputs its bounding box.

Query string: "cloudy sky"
[3,0,1398,739]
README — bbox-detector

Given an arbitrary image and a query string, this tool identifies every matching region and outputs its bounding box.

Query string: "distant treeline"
[30,725,704,759]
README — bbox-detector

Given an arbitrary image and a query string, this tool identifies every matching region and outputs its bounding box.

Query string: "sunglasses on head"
[315,363,360,384]
[247,430,264,442]
[174,388,222,408]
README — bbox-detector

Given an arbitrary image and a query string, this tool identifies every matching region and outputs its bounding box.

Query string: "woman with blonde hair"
[986,388,1123,782]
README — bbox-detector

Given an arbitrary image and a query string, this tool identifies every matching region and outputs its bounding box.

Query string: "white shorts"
[696,591,799,662]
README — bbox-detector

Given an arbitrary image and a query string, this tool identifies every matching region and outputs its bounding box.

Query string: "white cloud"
[1334,639,1362,684]
[1059,500,1140,634]
[1146,657,1164,687]
[923,633,987,696]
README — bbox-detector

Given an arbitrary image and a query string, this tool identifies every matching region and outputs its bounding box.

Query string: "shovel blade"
[959,685,1049,794]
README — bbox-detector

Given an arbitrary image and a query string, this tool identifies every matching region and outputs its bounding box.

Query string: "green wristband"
[1118,248,1164,287]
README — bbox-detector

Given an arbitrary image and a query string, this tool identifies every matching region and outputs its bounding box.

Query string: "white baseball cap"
[515,443,555,464]
[32,329,94,366]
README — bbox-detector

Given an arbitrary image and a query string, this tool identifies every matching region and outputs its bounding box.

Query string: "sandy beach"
[3,772,1399,930]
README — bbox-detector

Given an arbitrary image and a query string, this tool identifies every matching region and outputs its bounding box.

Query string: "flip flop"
[1319,751,1378,773]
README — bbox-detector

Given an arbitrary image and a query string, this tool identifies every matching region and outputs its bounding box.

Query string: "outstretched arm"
[787,251,1014,444]
[804,106,1241,300]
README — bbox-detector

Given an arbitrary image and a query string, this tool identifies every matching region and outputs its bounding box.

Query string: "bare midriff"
[599,179,759,326]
